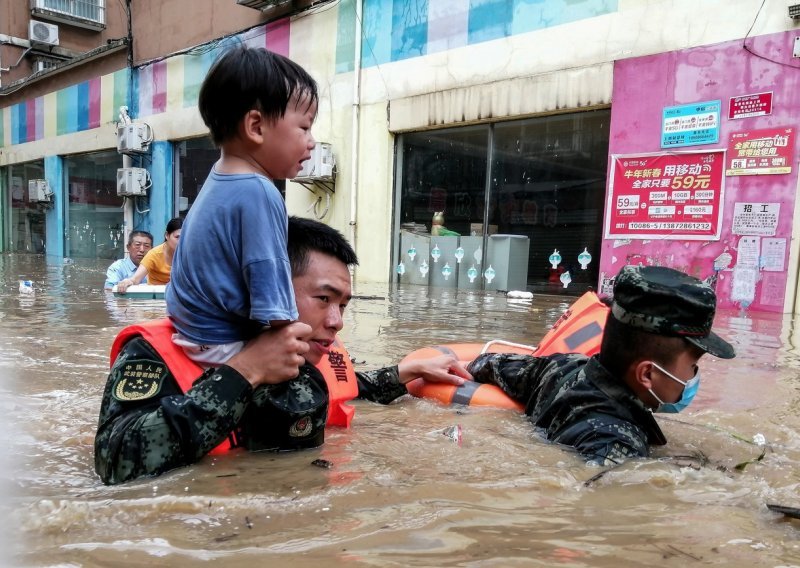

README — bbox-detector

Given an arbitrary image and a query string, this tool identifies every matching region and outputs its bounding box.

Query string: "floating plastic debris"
[18,280,34,295]
[507,290,533,300]
[427,424,463,446]
[752,433,766,446]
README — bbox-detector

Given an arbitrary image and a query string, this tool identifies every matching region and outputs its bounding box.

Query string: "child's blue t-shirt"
[165,169,298,344]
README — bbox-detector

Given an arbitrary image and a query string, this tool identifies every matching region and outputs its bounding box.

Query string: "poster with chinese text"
[605,150,725,240]
[725,127,794,176]
[728,92,772,120]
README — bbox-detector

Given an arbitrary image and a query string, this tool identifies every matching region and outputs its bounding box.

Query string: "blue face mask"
[647,361,700,413]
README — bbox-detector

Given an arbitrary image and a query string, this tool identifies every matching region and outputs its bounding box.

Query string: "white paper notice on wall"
[737,236,761,268]
[731,266,758,303]
[761,238,787,272]
[732,202,780,236]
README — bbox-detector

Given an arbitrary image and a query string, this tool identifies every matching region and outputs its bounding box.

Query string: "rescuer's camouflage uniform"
[94,337,408,485]
[468,264,736,466]
[468,352,666,466]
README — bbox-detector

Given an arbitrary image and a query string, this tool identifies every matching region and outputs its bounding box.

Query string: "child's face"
[256,93,317,180]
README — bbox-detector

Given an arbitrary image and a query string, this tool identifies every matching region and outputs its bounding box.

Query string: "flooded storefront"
[2,253,800,566]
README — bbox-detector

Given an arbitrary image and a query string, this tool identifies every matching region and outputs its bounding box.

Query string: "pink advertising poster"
[725,127,794,176]
[605,150,725,240]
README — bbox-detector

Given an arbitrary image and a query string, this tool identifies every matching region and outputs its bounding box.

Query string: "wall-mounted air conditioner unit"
[117,168,151,197]
[295,143,335,180]
[33,58,58,73]
[117,123,153,154]
[29,20,59,47]
[28,179,52,202]
[236,0,286,10]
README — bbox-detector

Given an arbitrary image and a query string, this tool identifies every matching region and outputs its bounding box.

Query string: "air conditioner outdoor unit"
[33,59,57,73]
[236,0,286,10]
[117,123,153,154]
[29,20,59,47]
[117,168,151,197]
[295,143,335,180]
[28,179,52,202]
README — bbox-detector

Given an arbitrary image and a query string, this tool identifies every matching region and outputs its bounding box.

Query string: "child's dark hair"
[199,46,318,145]
[599,313,687,377]
[165,217,183,235]
[287,216,358,277]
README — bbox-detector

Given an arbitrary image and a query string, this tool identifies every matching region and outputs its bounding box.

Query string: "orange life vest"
[109,318,359,453]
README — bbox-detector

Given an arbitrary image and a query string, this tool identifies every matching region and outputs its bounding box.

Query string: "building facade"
[2,0,800,312]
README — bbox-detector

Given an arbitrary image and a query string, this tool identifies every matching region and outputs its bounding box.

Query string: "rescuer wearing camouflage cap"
[469,264,735,466]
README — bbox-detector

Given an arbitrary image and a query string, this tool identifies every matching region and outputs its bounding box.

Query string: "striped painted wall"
[336,0,618,71]
[0,19,290,147]
[0,69,128,148]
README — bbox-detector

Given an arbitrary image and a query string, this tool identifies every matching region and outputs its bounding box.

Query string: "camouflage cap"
[611,265,735,359]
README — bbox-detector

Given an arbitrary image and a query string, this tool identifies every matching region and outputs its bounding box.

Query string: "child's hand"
[228,322,311,387]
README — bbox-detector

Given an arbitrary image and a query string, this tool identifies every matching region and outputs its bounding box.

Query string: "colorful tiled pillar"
[44,155,64,259]
[141,141,174,242]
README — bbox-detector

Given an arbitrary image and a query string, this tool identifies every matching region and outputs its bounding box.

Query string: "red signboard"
[728,92,773,120]
[605,150,725,240]
[726,127,794,176]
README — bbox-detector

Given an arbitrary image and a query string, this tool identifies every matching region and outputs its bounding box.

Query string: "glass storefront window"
[174,136,285,217]
[396,109,610,295]
[399,126,489,236]
[7,161,46,253]
[175,137,217,216]
[490,111,609,294]
[65,151,124,259]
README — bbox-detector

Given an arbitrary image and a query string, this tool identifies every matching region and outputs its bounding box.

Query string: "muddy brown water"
[1,253,799,567]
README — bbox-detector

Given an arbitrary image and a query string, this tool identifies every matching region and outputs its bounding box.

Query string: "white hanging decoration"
[396,261,406,276]
[454,247,464,264]
[442,263,452,280]
[420,260,429,278]
[407,246,417,261]
[473,247,482,265]
[578,248,592,270]
[484,265,496,284]
[467,265,478,283]
[560,271,572,288]
[549,249,562,270]
[431,244,441,263]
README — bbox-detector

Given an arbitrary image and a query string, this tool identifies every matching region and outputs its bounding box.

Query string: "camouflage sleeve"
[356,366,408,404]
[467,353,551,403]
[551,413,650,466]
[94,337,253,485]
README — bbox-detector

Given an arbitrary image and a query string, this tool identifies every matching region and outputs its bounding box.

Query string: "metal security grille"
[31,0,105,26]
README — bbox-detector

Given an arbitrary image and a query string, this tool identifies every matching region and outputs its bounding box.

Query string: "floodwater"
[2,253,799,567]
